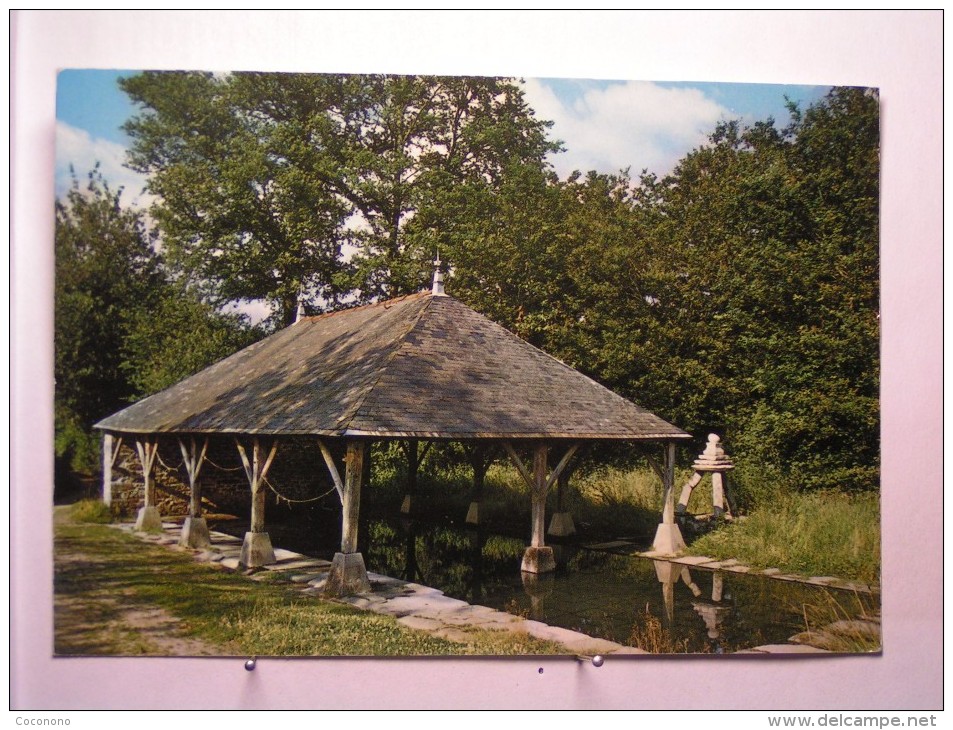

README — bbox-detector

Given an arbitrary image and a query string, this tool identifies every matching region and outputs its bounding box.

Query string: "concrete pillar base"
[179,516,211,549]
[324,552,371,596]
[465,501,480,525]
[652,522,687,556]
[240,531,276,568]
[520,546,556,574]
[400,495,412,515]
[135,506,162,533]
[547,511,575,537]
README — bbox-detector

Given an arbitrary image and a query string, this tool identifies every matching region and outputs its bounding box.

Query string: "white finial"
[432,251,446,296]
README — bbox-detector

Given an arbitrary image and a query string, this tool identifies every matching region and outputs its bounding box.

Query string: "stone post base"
[324,552,371,597]
[465,501,480,525]
[135,506,162,533]
[240,531,276,568]
[547,511,576,537]
[652,522,687,555]
[400,495,412,515]
[179,516,212,549]
[520,546,556,574]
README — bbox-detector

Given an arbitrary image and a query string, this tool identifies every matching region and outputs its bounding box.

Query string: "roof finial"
[293,284,306,323]
[432,249,446,296]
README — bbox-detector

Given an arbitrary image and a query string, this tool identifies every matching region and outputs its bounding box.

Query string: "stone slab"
[273,548,305,561]
[671,556,718,566]
[290,572,328,583]
[264,559,332,572]
[609,646,649,655]
[743,644,831,654]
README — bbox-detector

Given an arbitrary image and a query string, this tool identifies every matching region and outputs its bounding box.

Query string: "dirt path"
[54,536,226,657]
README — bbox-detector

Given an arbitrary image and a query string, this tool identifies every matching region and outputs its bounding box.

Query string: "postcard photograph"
[52,69,881,658]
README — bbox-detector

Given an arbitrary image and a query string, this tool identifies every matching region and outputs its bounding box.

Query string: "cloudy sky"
[55,69,830,209]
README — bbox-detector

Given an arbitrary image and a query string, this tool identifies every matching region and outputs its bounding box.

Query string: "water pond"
[215,510,879,654]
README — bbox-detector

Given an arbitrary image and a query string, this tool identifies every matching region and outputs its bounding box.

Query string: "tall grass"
[688,490,880,584]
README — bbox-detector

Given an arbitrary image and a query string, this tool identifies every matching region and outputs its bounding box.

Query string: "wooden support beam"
[235,437,278,534]
[134,437,159,508]
[178,436,209,518]
[341,440,366,554]
[317,439,344,501]
[662,441,676,525]
[530,444,548,548]
[102,434,114,507]
[544,443,580,492]
[501,442,535,490]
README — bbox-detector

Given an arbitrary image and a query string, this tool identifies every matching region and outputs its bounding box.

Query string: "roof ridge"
[301,291,429,324]
[337,295,435,433]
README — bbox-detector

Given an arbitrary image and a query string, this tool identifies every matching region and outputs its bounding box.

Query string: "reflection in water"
[249,513,876,654]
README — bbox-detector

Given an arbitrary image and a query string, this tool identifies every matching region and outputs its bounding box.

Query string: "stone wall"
[107,435,341,520]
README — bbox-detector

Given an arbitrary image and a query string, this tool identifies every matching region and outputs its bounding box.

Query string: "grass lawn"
[686,490,881,585]
[53,505,568,657]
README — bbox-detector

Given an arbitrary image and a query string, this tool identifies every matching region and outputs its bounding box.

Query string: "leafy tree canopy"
[120,72,560,325]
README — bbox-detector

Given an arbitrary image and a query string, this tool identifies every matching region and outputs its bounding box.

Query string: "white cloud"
[55,121,153,210]
[522,79,731,180]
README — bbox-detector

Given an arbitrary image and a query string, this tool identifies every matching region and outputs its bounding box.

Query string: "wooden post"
[323,439,371,596]
[503,441,578,574]
[466,444,491,525]
[341,440,365,554]
[652,440,686,555]
[530,444,547,548]
[178,436,210,549]
[102,433,113,507]
[662,441,676,524]
[235,437,278,567]
[401,439,418,514]
[133,437,161,532]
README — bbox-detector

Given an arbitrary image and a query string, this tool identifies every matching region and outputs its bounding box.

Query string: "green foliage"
[121,286,260,396]
[446,88,880,495]
[54,167,259,473]
[68,499,114,524]
[121,72,559,322]
[687,490,881,584]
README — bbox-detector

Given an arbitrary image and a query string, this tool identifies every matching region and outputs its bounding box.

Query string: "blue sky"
[55,69,831,209]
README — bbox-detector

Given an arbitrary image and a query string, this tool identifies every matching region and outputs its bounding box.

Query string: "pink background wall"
[11,10,943,710]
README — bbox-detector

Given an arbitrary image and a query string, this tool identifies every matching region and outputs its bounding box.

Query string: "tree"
[120,72,560,321]
[627,88,880,495]
[54,167,258,472]
[55,167,164,469]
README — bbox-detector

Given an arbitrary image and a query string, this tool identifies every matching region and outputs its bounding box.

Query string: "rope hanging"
[154,450,184,472]
[203,455,245,472]
[263,475,337,505]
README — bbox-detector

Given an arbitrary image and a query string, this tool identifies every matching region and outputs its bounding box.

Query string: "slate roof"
[95,292,689,441]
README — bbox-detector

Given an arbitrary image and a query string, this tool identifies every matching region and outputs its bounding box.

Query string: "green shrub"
[68,499,114,524]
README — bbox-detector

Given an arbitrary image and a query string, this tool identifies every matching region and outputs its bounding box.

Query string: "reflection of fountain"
[653,560,699,625]
[521,571,555,621]
[691,572,734,654]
